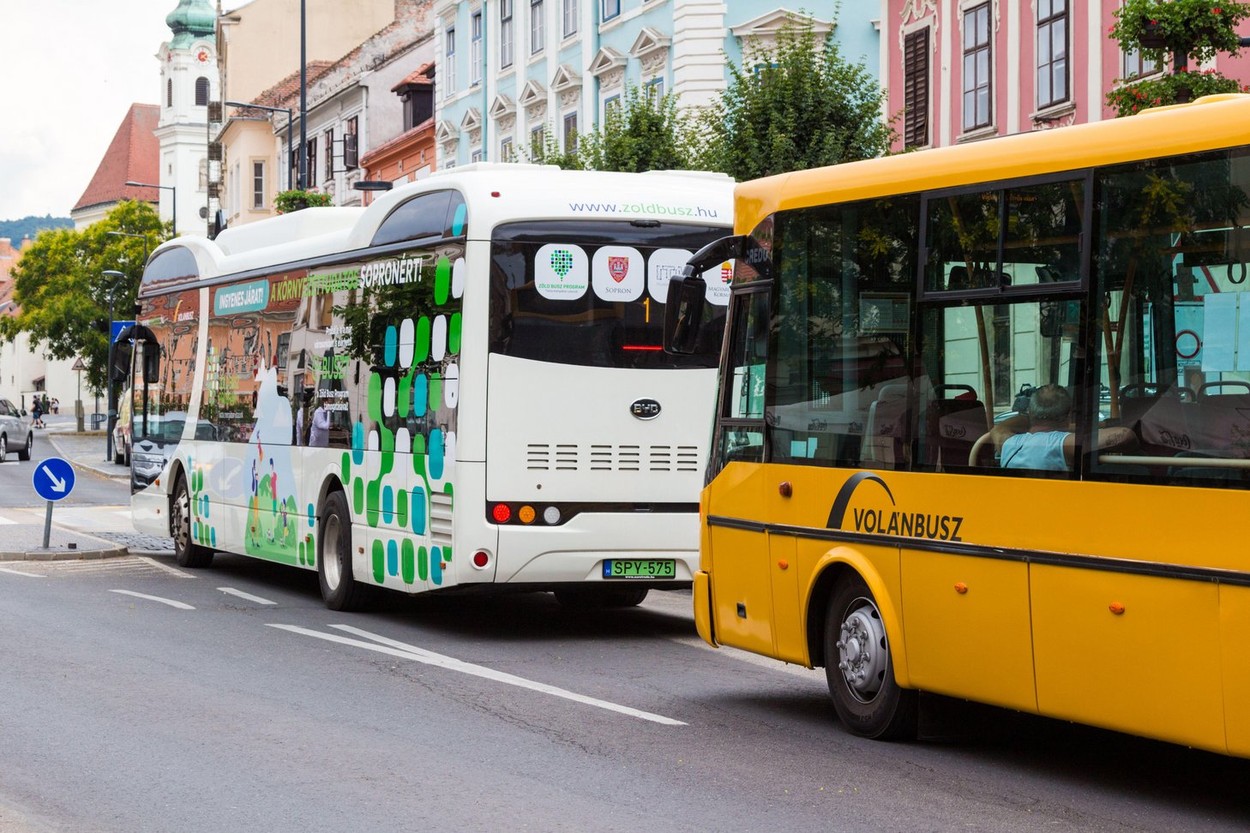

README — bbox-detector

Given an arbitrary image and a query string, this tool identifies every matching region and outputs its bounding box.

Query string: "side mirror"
[663,234,772,355]
[664,275,707,355]
[111,343,132,382]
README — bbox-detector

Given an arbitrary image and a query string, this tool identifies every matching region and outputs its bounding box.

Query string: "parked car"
[113,397,131,466]
[0,398,32,461]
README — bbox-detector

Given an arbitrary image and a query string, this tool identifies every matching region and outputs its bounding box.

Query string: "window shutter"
[904,29,930,149]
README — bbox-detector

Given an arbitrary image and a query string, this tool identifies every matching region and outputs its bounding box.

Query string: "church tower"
[155,0,217,237]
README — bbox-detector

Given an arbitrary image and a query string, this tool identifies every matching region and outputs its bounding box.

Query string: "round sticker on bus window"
[648,248,692,302]
[592,246,643,302]
[535,244,589,300]
[703,260,734,306]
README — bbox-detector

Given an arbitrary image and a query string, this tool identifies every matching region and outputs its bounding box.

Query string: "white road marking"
[269,623,685,726]
[0,566,45,577]
[108,589,195,610]
[218,587,276,605]
[138,557,196,578]
[0,516,16,525]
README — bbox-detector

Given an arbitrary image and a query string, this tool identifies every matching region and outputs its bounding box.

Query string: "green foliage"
[275,189,333,213]
[1106,67,1247,116]
[523,127,585,170]
[695,15,894,181]
[1111,0,1250,66]
[1107,0,1250,116]
[0,201,166,394]
[524,86,695,173]
[0,215,72,243]
[580,87,695,172]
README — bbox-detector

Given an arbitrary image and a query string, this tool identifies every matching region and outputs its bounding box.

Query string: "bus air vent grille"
[650,445,701,472]
[524,444,699,472]
[430,490,454,548]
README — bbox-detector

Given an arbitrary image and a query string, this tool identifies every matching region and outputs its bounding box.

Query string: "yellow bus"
[665,94,1250,758]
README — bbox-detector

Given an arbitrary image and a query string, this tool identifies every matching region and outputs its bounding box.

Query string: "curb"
[0,545,129,562]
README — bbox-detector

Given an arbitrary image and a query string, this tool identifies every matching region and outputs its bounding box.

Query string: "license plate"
[602,559,676,579]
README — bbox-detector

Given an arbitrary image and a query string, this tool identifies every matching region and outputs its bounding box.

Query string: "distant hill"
[0,215,73,243]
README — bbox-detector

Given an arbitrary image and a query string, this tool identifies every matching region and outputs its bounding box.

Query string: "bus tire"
[318,490,370,612]
[554,586,649,609]
[824,575,917,740]
[171,475,214,568]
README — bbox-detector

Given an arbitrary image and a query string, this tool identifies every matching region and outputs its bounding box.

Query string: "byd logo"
[630,398,661,420]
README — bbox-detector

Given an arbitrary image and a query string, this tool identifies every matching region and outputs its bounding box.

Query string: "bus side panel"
[1032,565,1225,753]
[1220,584,1250,757]
[767,534,803,664]
[705,464,771,656]
[900,550,1037,713]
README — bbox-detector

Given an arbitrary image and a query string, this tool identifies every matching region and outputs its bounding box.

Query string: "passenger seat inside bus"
[925,384,987,472]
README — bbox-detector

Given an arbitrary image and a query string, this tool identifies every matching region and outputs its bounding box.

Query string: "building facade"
[429,0,883,168]
[213,0,407,225]
[268,0,435,209]
[884,0,1250,153]
[155,0,219,237]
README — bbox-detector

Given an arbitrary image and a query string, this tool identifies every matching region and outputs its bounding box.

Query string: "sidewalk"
[0,413,164,561]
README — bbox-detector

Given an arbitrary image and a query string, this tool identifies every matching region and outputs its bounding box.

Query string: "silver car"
[0,399,32,461]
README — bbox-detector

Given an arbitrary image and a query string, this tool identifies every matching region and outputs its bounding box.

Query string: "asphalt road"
[1,552,1247,833]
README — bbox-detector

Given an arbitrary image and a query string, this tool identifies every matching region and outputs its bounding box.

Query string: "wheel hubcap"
[174,487,191,549]
[836,599,889,703]
[323,514,342,590]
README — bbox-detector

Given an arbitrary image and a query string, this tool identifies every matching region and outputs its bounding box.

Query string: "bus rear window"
[488,220,729,369]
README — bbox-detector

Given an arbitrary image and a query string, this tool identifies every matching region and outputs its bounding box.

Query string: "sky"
[0,1,236,222]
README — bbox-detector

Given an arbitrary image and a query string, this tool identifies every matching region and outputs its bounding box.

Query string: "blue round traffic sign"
[33,456,75,502]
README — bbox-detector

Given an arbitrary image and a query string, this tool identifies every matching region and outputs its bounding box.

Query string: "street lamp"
[105,230,150,267]
[101,270,127,463]
[225,101,296,191]
[125,181,177,237]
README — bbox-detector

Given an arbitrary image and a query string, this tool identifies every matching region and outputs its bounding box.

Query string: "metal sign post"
[72,356,85,432]
[33,457,76,549]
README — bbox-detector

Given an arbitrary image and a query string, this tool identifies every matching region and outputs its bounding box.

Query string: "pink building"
[883,1,1250,152]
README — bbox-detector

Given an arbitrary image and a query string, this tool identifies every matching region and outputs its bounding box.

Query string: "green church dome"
[166,0,216,49]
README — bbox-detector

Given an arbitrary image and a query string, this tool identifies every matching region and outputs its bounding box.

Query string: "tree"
[0,201,167,394]
[524,86,694,173]
[579,87,695,172]
[694,16,894,181]
[1107,0,1250,117]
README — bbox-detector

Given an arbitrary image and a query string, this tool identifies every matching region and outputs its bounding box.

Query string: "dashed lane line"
[108,589,195,610]
[269,623,686,726]
[218,587,277,605]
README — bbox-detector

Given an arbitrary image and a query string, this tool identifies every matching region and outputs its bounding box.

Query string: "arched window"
[195,77,210,106]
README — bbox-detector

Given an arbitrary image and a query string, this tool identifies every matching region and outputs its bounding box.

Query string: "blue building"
[429,0,882,168]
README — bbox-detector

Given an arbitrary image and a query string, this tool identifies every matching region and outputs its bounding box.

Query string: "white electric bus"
[124,164,733,610]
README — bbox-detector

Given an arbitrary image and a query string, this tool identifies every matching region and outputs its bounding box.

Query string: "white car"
[0,399,32,461]
[113,397,132,466]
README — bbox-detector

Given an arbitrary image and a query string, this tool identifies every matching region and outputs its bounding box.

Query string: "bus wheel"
[318,490,369,612]
[554,586,649,609]
[171,475,213,568]
[824,575,917,740]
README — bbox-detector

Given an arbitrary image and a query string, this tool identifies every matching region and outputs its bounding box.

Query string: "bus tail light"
[487,503,588,525]
[472,550,491,569]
